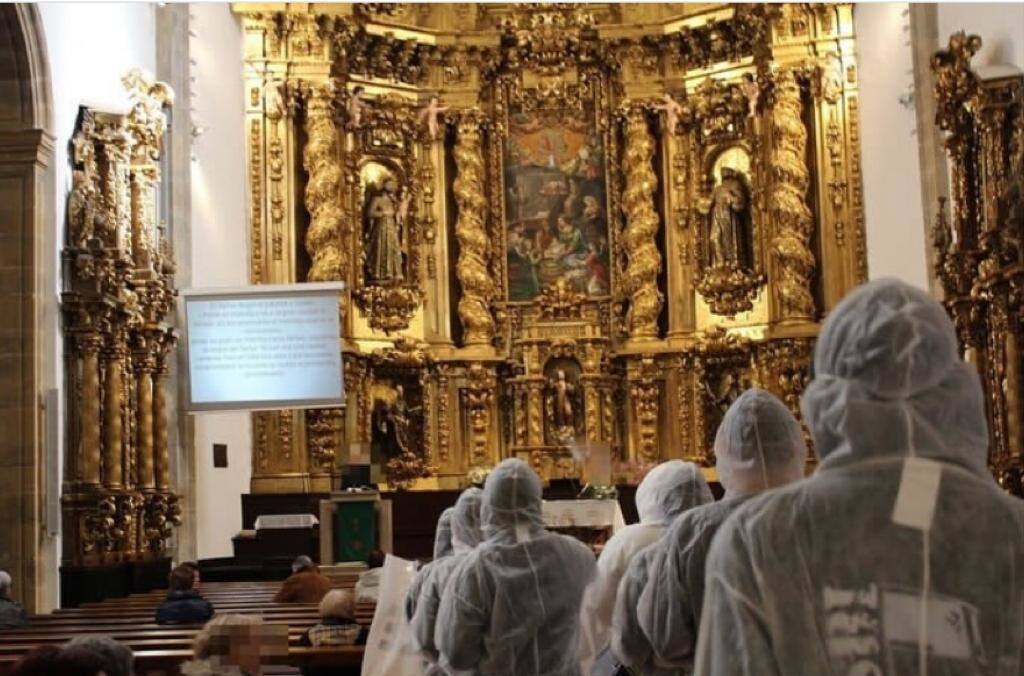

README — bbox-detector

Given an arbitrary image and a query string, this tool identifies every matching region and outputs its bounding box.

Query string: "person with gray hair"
[65,636,135,676]
[0,570,27,629]
[273,555,332,604]
[695,279,1024,675]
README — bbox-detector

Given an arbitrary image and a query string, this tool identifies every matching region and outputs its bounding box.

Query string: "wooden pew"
[0,579,377,676]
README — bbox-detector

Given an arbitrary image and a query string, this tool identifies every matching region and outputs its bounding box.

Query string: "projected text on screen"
[186,292,342,409]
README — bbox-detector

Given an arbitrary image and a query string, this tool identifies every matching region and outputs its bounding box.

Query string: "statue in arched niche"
[363,176,408,283]
[545,360,583,443]
[708,166,751,269]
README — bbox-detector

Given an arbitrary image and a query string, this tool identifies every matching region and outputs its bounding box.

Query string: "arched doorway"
[0,4,54,613]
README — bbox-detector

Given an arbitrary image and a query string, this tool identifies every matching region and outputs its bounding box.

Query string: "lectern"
[319,492,393,566]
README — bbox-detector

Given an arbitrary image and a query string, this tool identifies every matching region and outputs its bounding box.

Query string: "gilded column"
[769,70,816,322]
[153,346,170,491]
[79,336,103,486]
[102,339,124,489]
[621,105,663,341]
[303,82,345,283]
[453,111,495,348]
[136,353,155,491]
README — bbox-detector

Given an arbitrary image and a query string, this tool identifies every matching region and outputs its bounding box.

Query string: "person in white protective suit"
[580,461,712,672]
[433,507,455,559]
[435,457,598,676]
[404,506,457,623]
[408,487,484,663]
[624,388,807,675]
[694,278,1024,675]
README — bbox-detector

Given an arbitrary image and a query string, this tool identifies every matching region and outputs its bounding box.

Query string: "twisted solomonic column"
[621,104,664,340]
[769,70,816,322]
[303,82,346,283]
[453,111,495,347]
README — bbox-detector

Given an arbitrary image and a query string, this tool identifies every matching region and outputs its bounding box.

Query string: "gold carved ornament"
[302,81,346,283]
[683,77,767,317]
[768,69,817,322]
[453,111,496,347]
[619,104,663,340]
[63,70,181,564]
[931,31,1024,495]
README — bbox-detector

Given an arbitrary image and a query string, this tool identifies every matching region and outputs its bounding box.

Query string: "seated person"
[156,564,214,625]
[305,589,368,647]
[181,560,202,589]
[273,555,332,604]
[354,550,384,603]
[182,614,287,676]
[0,571,27,629]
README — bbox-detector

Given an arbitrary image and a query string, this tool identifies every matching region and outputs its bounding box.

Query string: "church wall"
[854,2,930,290]
[36,1,157,611]
[187,3,252,561]
[937,3,1024,71]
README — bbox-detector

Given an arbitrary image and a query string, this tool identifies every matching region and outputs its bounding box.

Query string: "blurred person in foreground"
[181,614,288,676]
[695,278,1024,675]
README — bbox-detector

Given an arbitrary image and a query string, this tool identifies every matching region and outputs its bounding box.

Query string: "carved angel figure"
[418,95,450,141]
[740,73,760,118]
[263,79,288,119]
[652,92,686,134]
[364,177,405,282]
[348,86,368,129]
[709,167,751,268]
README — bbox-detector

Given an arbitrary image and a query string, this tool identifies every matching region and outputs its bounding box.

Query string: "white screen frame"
[181,282,345,413]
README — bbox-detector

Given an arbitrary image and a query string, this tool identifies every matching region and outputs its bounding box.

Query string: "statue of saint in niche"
[372,384,417,459]
[708,166,751,268]
[364,177,407,283]
[546,368,581,442]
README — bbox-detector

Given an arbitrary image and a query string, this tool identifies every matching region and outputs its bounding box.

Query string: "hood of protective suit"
[433,508,455,559]
[716,389,807,497]
[801,278,989,476]
[450,487,484,554]
[635,460,713,525]
[480,458,546,544]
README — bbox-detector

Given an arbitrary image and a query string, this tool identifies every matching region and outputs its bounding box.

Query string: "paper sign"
[362,554,428,676]
[891,457,943,531]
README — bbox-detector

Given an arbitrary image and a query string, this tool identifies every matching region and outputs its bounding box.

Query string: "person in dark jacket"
[0,571,27,629]
[274,555,332,604]
[155,564,215,625]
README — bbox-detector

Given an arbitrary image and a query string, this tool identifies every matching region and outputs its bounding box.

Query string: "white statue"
[418,95,450,141]
[740,74,760,119]
[263,80,288,120]
[652,92,685,134]
[348,86,368,129]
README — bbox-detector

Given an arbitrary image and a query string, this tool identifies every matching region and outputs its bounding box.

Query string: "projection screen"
[182,282,345,413]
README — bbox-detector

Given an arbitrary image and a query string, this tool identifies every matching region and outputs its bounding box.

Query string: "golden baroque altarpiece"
[61,70,180,566]
[933,33,1024,496]
[233,2,868,492]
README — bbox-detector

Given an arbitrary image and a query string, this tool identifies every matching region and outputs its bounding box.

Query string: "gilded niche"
[237,3,867,487]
